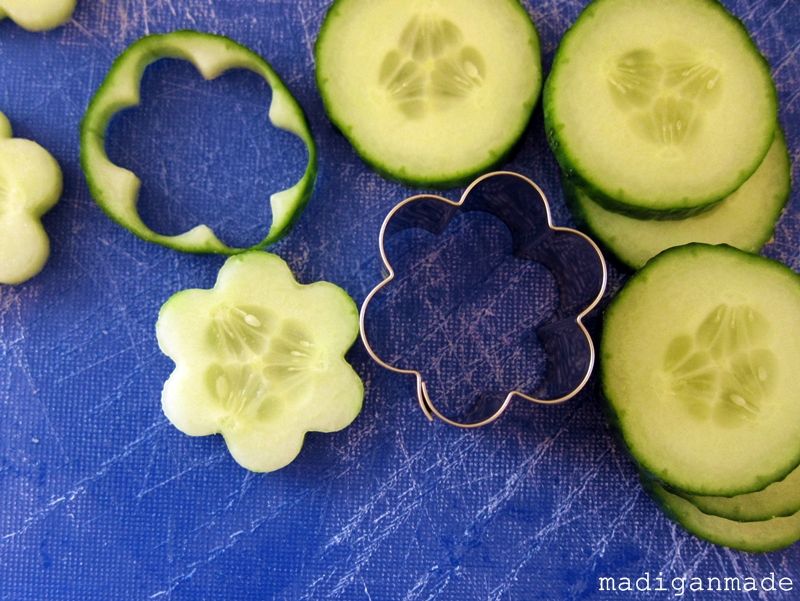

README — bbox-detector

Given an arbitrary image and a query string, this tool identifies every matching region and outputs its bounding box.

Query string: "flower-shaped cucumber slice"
[81,31,317,255]
[156,251,363,472]
[0,0,75,31]
[360,171,607,428]
[0,112,63,285]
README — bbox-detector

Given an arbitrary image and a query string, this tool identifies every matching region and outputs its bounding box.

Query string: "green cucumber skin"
[563,130,791,270]
[675,464,800,522]
[543,0,778,218]
[601,244,800,497]
[80,30,317,255]
[644,478,800,553]
[314,0,541,188]
[318,108,532,190]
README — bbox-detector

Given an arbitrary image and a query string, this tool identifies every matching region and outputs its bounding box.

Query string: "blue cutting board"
[1,1,798,599]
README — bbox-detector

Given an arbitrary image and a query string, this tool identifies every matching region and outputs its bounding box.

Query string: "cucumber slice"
[602,244,800,496]
[0,0,75,31]
[315,0,541,186]
[680,463,800,522]
[646,479,800,552]
[156,252,363,472]
[0,112,63,285]
[544,0,777,216]
[566,130,790,269]
[81,31,317,255]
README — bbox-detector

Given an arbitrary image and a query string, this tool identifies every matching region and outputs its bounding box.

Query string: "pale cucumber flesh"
[0,0,75,31]
[156,252,363,472]
[602,245,800,496]
[680,463,800,523]
[647,479,800,552]
[316,0,541,185]
[566,130,790,269]
[545,0,777,214]
[0,114,63,285]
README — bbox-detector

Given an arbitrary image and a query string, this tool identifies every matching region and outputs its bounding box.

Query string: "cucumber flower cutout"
[81,31,317,254]
[156,252,364,472]
[0,112,63,285]
[0,0,76,31]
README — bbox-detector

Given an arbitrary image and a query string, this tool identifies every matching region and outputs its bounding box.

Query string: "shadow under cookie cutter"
[360,171,608,429]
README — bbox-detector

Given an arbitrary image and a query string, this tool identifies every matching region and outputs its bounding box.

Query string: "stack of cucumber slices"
[544,0,789,269]
[546,0,800,552]
[603,245,800,552]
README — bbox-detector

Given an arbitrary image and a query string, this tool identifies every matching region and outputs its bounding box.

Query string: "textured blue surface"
[1,1,799,600]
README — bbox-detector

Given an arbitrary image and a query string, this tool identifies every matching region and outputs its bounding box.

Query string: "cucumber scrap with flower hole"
[544,0,777,217]
[315,0,541,186]
[565,130,790,269]
[156,251,363,472]
[81,31,316,255]
[603,245,800,498]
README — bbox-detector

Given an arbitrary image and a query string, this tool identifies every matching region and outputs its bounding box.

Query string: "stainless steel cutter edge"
[360,171,608,429]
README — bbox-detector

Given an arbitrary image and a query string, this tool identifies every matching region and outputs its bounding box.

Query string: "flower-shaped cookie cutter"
[360,171,608,428]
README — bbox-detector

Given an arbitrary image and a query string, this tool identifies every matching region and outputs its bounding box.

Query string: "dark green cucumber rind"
[543,0,778,218]
[675,463,800,522]
[644,478,800,552]
[562,129,791,270]
[563,177,641,267]
[604,404,800,501]
[601,243,800,496]
[563,179,634,267]
[319,110,533,190]
[314,0,541,188]
[80,30,316,255]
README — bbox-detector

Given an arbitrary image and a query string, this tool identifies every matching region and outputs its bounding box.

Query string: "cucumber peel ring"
[80,30,317,255]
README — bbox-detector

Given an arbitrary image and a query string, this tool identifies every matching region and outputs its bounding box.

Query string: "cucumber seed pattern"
[663,304,777,427]
[156,253,363,472]
[208,305,274,357]
[206,306,324,429]
[606,45,721,147]
[379,14,485,118]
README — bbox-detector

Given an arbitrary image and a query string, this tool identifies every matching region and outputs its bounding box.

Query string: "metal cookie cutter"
[360,171,608,428]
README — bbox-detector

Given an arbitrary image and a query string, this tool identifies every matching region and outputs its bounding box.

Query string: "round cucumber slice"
[81,31,317,255]
[315,0,541,186]
[646,479,800,552]
[0,0,75,31]
[156,251,363,472]
[544,0,777,216]
[0,112,63,285]
[566,130,790,269]
[603,244,800,496]
[680,463,800,523]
